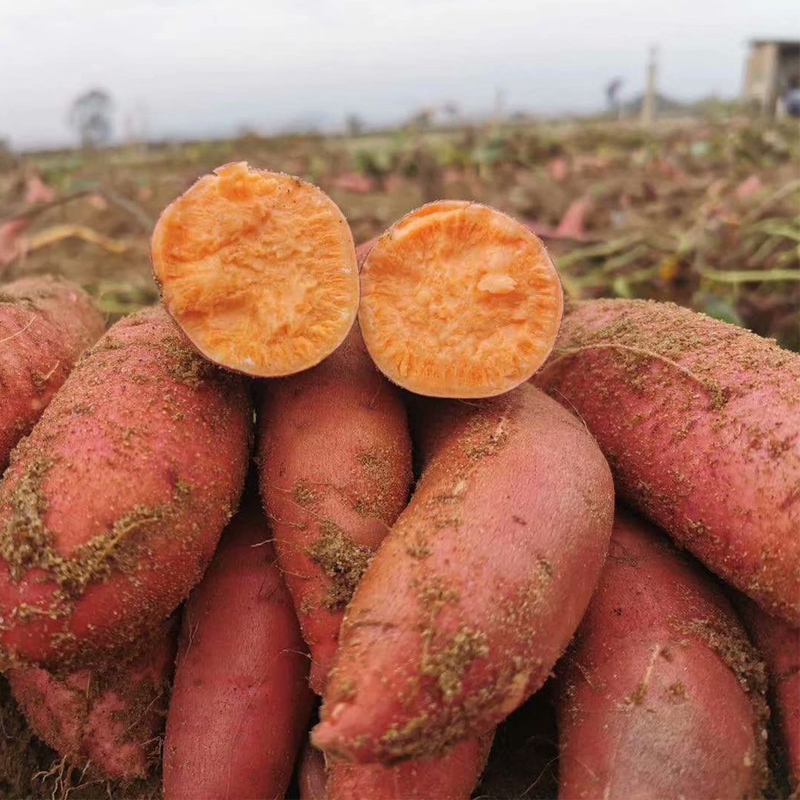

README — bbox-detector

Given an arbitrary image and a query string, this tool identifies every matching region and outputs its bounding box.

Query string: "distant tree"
[408,108,433,130]
[68,89,113,148]
[345,113,364,136]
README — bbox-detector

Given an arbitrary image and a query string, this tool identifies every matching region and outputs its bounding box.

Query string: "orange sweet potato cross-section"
[359,201,563,398]
[152,162,358,377]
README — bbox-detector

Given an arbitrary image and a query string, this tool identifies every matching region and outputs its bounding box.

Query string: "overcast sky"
[1,0,797,149]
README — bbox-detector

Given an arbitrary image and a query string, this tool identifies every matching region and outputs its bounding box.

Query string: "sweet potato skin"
[326,736,493,800]
[557,509,768,800]
[355,237,378,265]
[737,596,800,792]
[8,620,176,780]
[313,384,614,763]
[534,298,800,624]
[0,277,104,470]
[258,329,412,692]
[0,306,251,669]
[163,502,313,800]
[299,745,328,800]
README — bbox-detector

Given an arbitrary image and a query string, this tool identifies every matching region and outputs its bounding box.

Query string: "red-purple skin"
[258,328,411,693]
[9,619,177,780]
[557,509,768,800]
[313,384,614,763]
[299,745,329,800]
[0,277,104,469]
[0,306,251,668]
[326,735,493,800]
[164,503,314,800]
[535,298,800,625]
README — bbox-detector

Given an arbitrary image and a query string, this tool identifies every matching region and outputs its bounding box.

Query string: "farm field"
[2,116,798,350]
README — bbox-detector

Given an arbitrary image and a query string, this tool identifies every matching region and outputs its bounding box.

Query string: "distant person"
[606,78,623,118]
[784,78,800,117]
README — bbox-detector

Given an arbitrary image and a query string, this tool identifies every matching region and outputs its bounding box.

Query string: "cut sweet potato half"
[358,201,563,398]
[152,162,359,377]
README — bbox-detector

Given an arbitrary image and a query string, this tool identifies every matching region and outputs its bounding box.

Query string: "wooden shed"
[742,39,800,116]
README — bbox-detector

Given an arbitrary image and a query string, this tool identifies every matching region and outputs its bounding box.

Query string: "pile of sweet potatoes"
[0,167,797,800]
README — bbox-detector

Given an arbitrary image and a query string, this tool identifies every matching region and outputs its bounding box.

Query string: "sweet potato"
[358,201,563,398]
[0,277,104,470]
[299,737,493,800]
[258,328,412,692]
[557,509,768,800]
[152,161,359,377]
[312,383,614,762]
[163,501,313,800]
[326,736,492,800]
[269,334,483,797]
[9,619,176,781]
[0,306,251,668]
[737,596,800,792]
[534,298,800,624]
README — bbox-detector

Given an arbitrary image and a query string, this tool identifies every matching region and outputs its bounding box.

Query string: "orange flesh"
[358,201,563,398]
[152,162,358,377]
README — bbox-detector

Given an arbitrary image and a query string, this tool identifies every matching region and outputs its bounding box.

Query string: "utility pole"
[641,45,658,127]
